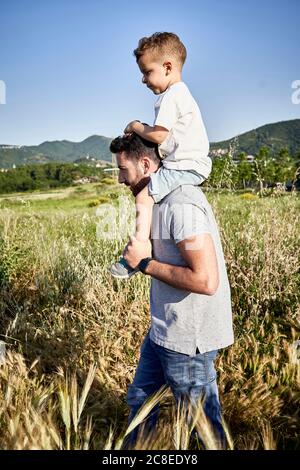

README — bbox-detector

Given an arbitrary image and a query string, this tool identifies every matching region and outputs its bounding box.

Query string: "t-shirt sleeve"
[169,203,211,244]
[154,91,178,131]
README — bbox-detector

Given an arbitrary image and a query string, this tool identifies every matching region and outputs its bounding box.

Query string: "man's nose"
[142,75,147,84]
[118,173,124,184]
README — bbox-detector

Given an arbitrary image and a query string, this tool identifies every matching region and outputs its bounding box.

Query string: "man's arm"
[124,234,219,296]
[124,121,169,144]
[146,234,219,295]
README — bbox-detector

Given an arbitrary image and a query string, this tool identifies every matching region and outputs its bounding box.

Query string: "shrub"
[239,193,257,200]
[101,177,115,185]
[74,186,88,193]
[88,196,110,207]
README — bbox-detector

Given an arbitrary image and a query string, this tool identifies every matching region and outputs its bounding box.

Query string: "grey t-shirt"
[150,185,234,355]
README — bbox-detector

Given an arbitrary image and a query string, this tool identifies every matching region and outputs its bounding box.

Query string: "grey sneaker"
[109,257,138,279]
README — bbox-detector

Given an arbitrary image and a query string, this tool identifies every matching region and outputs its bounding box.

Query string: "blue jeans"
[125,332,225,448]
[149,168,205,203]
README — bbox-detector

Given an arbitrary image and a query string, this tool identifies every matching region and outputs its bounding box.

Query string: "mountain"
[210,119,300,157]
[0,135,113,169]
[1,119,300,169]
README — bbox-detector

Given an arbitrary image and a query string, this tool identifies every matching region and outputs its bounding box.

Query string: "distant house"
[73,176,99,185]
[0,145,22,149]
[73,177,90,185]
[232,155,255,165]
[209,148,228,158]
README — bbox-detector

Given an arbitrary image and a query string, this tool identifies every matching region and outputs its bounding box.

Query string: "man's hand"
[124,120,142,135]
[123,236,152,269]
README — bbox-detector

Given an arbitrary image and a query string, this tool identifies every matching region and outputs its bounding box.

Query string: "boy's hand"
[124,120,141,135]
[123,236,152,269]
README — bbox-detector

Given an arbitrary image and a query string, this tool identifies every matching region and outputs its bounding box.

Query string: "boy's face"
[137,52,171,95]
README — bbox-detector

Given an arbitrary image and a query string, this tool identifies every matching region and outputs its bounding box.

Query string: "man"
[109,133,234,447]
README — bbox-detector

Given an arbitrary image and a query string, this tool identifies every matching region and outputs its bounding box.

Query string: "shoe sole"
[108,268,137,279]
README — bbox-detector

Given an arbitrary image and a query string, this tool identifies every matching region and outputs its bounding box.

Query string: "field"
[0,182,299,450]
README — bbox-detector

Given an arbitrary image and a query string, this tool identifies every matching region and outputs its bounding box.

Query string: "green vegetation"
[210,118,300,156]
[0,163,107,194]
[206,146,299,191]
[88,196,111,207]
[1,144,299,198]
[0,183,299,449]
[1,119,300,171]
[0,182,122,214]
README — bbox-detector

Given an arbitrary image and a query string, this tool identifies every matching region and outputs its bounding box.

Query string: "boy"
[109,32,211,278]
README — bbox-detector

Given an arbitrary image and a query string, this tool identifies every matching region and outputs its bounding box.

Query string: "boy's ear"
[163,61,172,74]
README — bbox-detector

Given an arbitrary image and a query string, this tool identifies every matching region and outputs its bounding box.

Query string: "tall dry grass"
[0,191,299,449]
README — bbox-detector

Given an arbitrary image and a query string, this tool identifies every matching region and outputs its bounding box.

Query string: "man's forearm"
[144,259,217,296]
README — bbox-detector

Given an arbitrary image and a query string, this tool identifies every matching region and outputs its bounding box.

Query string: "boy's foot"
[109,257,138,279]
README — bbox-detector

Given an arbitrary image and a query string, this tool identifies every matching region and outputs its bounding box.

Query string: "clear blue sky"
[0,0,299,145]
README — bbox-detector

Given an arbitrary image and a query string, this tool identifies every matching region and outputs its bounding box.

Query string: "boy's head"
[133,32,187,94]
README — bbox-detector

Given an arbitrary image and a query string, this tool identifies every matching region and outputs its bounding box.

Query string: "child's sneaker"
[109,257,138,279]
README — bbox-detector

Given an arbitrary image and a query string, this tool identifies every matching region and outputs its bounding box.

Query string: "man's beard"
[131,176,151,197]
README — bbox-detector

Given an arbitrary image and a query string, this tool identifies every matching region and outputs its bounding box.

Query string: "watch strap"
[138,257,153,274]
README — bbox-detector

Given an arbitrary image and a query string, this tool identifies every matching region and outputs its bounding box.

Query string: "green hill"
[0,135,113,169]
[1,119,300,170]
[210,119,300,157]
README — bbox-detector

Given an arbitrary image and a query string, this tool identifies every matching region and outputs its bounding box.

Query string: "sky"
[0,0,299,145]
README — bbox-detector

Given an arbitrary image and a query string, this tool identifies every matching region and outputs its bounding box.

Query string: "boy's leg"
[135,185,154,241]
[109,185,154,279]
[149,168,205,203]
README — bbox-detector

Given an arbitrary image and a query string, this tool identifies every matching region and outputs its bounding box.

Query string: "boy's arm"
[124,120,169,144]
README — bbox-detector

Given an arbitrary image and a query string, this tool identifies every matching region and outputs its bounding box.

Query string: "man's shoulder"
[152,186,212,245]
[161,185,207,206]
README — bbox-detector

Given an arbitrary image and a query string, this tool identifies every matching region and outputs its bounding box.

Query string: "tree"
[253,147,275,194]
[236,152,253,189]
[274,148,296,184]
[207,154,238,190]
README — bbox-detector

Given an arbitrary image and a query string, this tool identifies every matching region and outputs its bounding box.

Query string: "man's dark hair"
[110,132,161,164]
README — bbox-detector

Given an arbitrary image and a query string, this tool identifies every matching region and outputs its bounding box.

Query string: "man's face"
[137,52,170,95]
[117,151,145,192]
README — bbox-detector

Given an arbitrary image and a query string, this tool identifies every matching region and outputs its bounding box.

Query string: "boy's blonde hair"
[133,32,187,69]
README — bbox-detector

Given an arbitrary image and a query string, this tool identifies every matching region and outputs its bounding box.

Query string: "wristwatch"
[138,257,153,274]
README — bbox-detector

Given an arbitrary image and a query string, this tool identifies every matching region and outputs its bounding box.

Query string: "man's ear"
[141,156,151,174]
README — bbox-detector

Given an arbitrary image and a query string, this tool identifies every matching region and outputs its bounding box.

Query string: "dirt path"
[0,187,74,202]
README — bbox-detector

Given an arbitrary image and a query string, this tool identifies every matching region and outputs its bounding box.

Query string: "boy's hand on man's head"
[124,120,142,135]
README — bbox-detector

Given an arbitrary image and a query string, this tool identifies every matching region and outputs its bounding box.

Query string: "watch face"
[139,257,152,273]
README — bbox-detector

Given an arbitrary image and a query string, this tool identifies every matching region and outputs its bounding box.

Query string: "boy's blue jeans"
[125,332,225,448]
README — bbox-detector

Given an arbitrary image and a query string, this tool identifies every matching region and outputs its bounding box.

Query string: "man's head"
[133,32,187,94]
[110,133,161,195]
